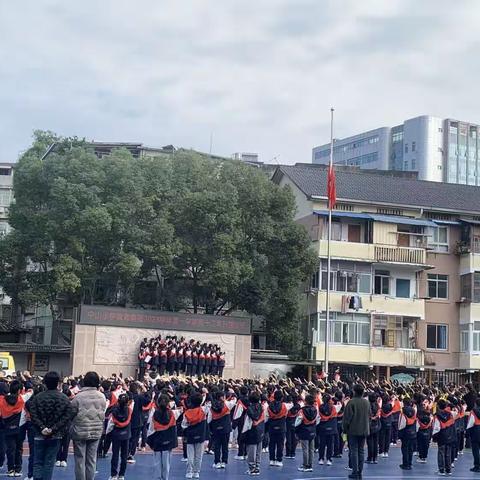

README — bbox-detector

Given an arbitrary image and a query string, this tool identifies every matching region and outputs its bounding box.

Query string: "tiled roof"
[274,164,480,214]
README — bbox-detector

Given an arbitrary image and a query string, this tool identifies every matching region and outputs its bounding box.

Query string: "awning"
[459,218,480,225]
[314,210,437,227]
[433,219,461,226]
[368,214,437,227]
[313,210,372,220]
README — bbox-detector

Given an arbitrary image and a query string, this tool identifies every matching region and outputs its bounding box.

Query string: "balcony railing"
[403,348,424,367]
[375,245,426,265]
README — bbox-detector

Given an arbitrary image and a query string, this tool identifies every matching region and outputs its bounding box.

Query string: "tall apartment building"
[273,164,480,383]
[312,115,480,185]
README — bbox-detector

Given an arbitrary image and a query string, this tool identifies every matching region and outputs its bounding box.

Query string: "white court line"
[292,477,475,480]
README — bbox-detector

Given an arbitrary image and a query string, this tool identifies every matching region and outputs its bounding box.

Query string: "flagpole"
[324,107,334,378]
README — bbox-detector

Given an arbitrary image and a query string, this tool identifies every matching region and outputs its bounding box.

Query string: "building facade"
[312,115,480,185]
[273,164,480,382]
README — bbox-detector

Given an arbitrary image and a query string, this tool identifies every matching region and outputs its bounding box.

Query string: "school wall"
[72,324,251,379]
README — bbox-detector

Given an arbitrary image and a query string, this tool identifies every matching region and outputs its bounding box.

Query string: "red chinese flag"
[327,163,336,209]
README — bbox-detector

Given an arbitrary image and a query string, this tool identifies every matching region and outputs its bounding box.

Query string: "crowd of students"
[1,369,480,479]
[137,335,226,378]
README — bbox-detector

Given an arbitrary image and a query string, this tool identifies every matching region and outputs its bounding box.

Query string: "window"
[428,274,448,299]
[403,160,408,170]
[405,144,409,154]
[0,168,11,176]
[411,158,416,170]
[0,189,12,206]
[331,222,342,241]
[374,270,390,295]
[396,279,411,298]
[428,226,448,252]
[426,324,448,350]
[320,261,372,294]
[373,315,416,348]
[412,142,416,152]
[392,132,403,142]
[461,330,469,352]
[311,271,319,290]
[317,313,370,345]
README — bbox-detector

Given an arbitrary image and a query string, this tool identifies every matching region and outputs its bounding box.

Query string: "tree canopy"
[0,131,316,350]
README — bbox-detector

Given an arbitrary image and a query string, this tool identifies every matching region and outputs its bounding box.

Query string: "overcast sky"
[1,0,479,164]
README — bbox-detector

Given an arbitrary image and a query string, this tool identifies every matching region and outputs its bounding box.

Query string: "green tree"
[0,132,316,352]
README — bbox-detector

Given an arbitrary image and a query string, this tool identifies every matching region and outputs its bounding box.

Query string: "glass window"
[473,331,480,352]
[428,274,448,299]
[317,313,370,345]
[0,189,12,206]
[374,270,390,295]
[0,168,11,176]
[475,273,480,303]
[411,158,416,170]
[331,222,342,241]
[460,330,469,352]
[405,144,408,154]
[396,279,410,298]
[427,324,448,350]
[412,142,416,152]
[428,226,448,252]
[461,273,472,301]
[320,262,372,295]
[311,271,319,290]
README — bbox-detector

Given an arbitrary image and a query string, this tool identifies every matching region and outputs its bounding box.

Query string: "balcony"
[459,353,480,370]
[459,252,480,274]
[374,245,426,265]
[314,343,424,368]
[318,240,375,262]
[316,291,425,319]
[459,302,480,324]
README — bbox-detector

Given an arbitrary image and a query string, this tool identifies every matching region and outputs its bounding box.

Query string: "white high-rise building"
[312,115,480,185]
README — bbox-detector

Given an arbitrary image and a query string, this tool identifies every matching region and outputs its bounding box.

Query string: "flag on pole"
[327,163,336,210]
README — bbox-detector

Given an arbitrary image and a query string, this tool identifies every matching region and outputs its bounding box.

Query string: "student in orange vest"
[181,391,208,479]
[416,398,433,464]
[208,390,237,469]
[266,390,292,467]
[107,394,132,480]
[366,393,381,464]
[146,393,182,480]
[317,393,338,466]
[398,399,417,470]
[379,394,394,457]
[466,397,480,473]
[432,398,456,476]
[242,391,265,476]
[0,379,25,477]
[295,394,318,473]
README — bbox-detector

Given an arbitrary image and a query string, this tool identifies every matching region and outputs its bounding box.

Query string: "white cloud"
[0,0,479,164]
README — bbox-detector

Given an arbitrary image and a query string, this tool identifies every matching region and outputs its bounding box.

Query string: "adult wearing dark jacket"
[29,371,77,480]
[342,384,370,480]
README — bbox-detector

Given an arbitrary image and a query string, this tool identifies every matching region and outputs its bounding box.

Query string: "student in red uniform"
[366,393,381,464]
[295,394,318,473]
[467,397,480,472]
[147,394,182,480]
[317,393,338,466]
[432,398,456,476]
[398,399,417,470]
[108,394,132,480]
[285,392,301,460]
[266,390,290,467]
[182,391,208,479]
[416,399,433,464]
[208,390,236,469]
[0,379,25,477]
[243,391,265,476]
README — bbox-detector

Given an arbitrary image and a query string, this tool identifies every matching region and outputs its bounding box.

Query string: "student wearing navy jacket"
[182,391,208,479]
[467,397,480,472]
[416,400,433,463]
[243,391,265,476]
[0,379,25,477]
[266,390,290,467]
[208,390,236,469]
[127,382,151,464]
[379,395,394,457]
[285,393,301,459]
[398,399,417,470]
[317,393,338,466]
[217,352,226,378]
[109,394,131,480]
[295,394,318,473]
[366,393,381,464]
[147,394,182,480]
[432,398,456,476]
